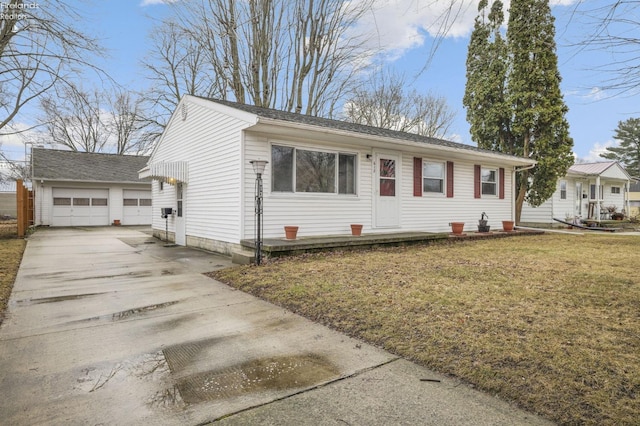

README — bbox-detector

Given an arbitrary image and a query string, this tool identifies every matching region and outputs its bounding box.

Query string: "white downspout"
[626,181,631,218]
[595,176,601,221]
[513,164,536,222]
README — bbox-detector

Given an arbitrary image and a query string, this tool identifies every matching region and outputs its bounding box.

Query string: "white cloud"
[584,87,607,101]
[446,132,465,144]
[139,0,178,6]
[348,0,477,60]
[583,139,616,162]
[0,121,33,154]
[348,0,582,65]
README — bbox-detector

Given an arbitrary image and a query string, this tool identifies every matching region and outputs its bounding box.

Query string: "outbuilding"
[140,96,536,255]
[32,148,151,227]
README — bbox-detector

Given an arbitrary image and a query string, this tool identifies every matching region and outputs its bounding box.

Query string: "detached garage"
[32,148,151,227]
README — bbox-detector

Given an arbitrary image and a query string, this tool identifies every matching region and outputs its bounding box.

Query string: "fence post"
[16,179,25,237]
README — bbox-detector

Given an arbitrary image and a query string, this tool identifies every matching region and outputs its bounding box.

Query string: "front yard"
[0,221,26,325]
[211,233,639,425]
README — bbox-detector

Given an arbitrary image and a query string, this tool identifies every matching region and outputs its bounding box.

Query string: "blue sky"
[2,0,638,163]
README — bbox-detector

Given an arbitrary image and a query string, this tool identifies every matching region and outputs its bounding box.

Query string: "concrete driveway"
[0,227,552,425]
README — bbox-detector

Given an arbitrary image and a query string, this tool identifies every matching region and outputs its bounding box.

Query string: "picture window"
[272,145,356,195]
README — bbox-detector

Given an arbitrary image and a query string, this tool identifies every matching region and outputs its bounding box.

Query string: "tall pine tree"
[464,0,574,222]
[463,0,510,152]
[600,118,640,177]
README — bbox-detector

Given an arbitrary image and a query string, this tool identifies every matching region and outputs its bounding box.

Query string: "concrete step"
[231,249,255,265]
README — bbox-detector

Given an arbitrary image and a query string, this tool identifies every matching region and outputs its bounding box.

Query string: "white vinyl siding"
[405,157,513,231]
[244,135,371,239]
[149,98,248,249]
[522,178,575,224]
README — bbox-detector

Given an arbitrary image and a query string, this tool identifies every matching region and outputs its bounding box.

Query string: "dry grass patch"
[0,221,26,325]
[211,234,640,425]
[0,220,17,239]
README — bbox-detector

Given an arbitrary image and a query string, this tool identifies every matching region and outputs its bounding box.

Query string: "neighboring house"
[629,179,640,217]
[0,180,17,219]
[32,148,152,227]
[520,161,632,225]
[139,95,535,255]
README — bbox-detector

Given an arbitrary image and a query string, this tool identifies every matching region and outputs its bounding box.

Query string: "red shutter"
[413,157,422,197]
[474,165,481,198]
[499,167,505,199]
[446,161,454,198]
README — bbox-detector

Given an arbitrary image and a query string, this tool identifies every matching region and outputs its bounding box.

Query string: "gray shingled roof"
[32,148,149,183]
[203,97,522,159]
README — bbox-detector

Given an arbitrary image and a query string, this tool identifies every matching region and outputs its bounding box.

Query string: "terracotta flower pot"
[350,224,363,236]
[112,219,121,226]
[502,220,515,232]
[284,226,299,240]
[450,222,465,235]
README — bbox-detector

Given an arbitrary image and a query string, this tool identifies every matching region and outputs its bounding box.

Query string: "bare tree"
[566,1,640,95]
[35,85,154,154]
[0,0,103,135]
[144,0,373,117]
[141,20,221,129]
[343,70,456,138]
[109,89,156,155]
[37,85,107,153]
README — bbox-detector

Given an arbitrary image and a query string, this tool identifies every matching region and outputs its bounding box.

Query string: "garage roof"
[32,148,150,183]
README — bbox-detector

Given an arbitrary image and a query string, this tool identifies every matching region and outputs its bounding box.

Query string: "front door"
[375,153,400,228]
[175,183,186,245]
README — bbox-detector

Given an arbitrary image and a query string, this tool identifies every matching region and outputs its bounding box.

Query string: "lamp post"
[250,160,268,265]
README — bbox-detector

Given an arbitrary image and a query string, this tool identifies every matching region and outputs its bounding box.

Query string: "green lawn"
[211,233,640,425]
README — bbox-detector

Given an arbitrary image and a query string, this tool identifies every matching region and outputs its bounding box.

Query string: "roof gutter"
[514,163,536,172]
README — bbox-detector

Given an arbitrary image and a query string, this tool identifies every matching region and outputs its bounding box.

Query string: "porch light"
[250,160,268,265]
[250,159,268,176]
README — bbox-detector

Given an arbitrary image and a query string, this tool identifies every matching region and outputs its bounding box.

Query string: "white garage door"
[122,189,152,225]
[52,188,109,227]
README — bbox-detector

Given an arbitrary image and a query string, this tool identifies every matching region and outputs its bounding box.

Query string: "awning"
[138,161,189,183]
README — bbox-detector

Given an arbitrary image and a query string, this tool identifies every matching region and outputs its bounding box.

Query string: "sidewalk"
[0,227,552,425]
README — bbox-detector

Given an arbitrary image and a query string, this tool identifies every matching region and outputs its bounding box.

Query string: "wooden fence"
[16,179,34,238]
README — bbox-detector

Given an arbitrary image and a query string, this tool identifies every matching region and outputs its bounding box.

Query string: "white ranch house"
[520,161,632,225]
[140,96,535,255]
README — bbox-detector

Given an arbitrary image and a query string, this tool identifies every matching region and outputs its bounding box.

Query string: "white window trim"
[270,142,358,196]
[481,167,498,197]
[422,159,446,196]
[611,186,621,194]
[560,180,567,200]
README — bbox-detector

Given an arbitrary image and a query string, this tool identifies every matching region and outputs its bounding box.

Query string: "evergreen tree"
[464,0,574,222]
[463,0,510,152]
[600,118,640,177]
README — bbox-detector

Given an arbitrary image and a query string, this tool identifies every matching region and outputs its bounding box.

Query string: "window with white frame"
[590,184,604,200]
[560,180,567,199]
[481,168,497,195]
[271,145,356,194]
[423,161,445,194]
[611,186,621,194]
